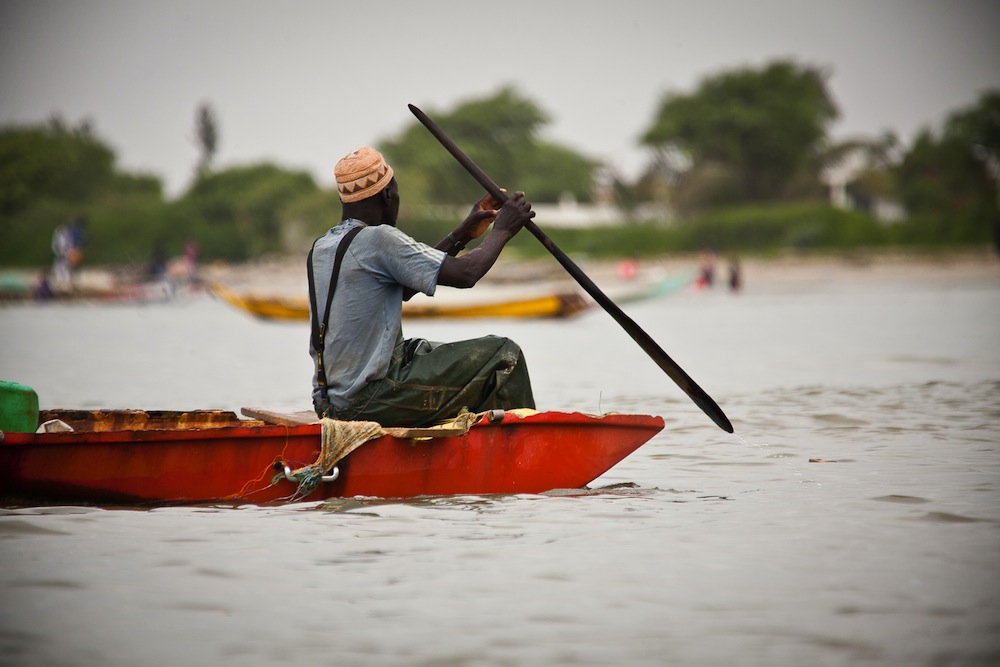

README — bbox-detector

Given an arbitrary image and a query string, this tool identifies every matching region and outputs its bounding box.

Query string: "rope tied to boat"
[274,408,534,500]
[280,418,384,500]
[449,407,479,431]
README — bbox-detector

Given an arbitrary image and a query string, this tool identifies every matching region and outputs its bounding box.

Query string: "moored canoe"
[209,282,592,321]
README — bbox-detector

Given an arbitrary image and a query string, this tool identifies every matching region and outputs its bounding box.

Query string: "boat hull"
[0,411,664,505]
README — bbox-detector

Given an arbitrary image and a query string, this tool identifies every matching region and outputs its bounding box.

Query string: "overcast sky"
[2,0,998,198]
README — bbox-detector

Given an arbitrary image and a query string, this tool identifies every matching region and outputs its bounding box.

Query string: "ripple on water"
[0,520,69,537]
[9,579,86,590]
[812,413,871,427]
[913,511,988,524]
[871,495,931,504]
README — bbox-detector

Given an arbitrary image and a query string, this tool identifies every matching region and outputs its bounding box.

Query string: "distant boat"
[209,271,693,322]
[209,282,593,321]
[0,268,201,305]
[609,271,697,304]
[1,279,186,305]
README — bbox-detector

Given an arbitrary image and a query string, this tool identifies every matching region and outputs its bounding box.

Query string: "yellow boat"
[209,282,592,321]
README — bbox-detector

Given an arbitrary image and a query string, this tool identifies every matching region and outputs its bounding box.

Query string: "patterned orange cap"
[334,147,394,203]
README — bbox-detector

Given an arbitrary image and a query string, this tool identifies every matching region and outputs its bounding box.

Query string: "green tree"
[0,119,175,266]
[896,91,999,245]
[945,91,1000,153]
[0,118,115,216]
[280,188,344,251]
[640,60,839,206]
[817,131,904,210]
[179,163,319,260]
[380,87,597,209]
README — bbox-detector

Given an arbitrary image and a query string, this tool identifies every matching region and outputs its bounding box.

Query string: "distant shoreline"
[3,248,997,298]
[202,247,1000,295]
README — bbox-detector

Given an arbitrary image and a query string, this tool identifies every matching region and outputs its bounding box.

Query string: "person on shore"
[727,257,742,292]
[147,243,168,282]
[183,238,200,284]
[51,216,86,290]
[308,147,537,427]
[617,255,639,281]
[695,247,717,290]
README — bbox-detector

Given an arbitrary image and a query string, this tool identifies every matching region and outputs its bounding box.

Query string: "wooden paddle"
[408,104,734,433]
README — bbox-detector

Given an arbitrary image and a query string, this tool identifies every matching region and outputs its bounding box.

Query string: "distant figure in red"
[617,256,639,281]
[183,239,200,284]
[695,248,717,289]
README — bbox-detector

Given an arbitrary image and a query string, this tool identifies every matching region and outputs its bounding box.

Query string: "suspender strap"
[307,224,365,392]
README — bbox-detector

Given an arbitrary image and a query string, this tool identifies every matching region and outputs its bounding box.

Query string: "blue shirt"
[310,220,446,407]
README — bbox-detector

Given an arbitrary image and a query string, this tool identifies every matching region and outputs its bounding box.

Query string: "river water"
[1,258,998,666]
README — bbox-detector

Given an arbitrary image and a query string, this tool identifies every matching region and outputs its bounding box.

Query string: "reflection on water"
[1,273,999,666]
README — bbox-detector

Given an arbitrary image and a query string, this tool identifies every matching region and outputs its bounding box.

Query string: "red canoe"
[0,408,664,505]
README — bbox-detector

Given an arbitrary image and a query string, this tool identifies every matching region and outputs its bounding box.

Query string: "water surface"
[1,266,998,666]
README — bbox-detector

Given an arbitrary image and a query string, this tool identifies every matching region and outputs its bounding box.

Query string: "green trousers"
[317,335,535,427]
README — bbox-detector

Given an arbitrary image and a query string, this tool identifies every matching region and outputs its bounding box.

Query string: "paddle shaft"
[408,104,733,433]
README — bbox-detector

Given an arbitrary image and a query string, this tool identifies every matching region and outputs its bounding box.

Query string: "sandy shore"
[200,248,1000,296]
[5,248,995,299]
[691,249,1000,292]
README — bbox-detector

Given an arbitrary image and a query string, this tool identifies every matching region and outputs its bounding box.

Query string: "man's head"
[335,147,398,224]
[335,147,394,203]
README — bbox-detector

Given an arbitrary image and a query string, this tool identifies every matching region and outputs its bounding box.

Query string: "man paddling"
[309,146,536,427]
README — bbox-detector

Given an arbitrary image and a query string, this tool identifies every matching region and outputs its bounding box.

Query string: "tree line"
[1,59,997,269]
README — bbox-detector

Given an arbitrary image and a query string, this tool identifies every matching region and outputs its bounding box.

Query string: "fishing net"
[281,418,384,500]
[276,408,533,500]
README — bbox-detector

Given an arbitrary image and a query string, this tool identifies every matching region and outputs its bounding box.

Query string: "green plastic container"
[0,380,40,433]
